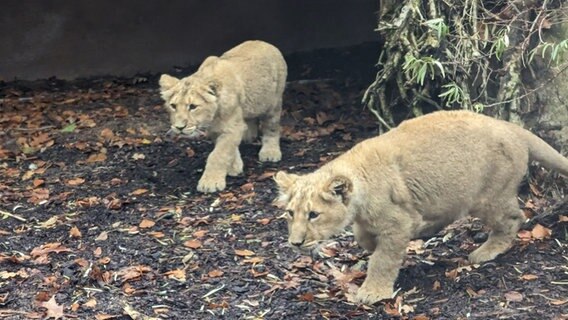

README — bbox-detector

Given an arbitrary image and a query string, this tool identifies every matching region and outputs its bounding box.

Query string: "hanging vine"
[363,0,568,132]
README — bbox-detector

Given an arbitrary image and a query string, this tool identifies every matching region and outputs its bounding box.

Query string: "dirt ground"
[1,43,567,320]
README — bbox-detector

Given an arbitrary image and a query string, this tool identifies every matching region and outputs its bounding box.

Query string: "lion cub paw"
[353,286,393,305]
[259,147,282,162]
[197,174,226,193]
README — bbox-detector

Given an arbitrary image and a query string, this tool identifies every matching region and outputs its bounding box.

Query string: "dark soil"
[1,43,567,320]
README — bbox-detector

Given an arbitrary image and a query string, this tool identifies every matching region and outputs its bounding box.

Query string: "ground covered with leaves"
[1,44,567,320]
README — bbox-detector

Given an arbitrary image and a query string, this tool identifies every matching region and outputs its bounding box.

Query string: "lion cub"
[159,40,287,193]
[274,110,568,304]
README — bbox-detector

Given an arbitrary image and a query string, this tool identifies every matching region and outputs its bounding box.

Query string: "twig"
[0,209,27,222]
[11,126,55,132]
[201,284,225,298]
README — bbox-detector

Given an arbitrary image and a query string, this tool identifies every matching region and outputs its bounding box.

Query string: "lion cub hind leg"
[243,119,259,143]
[469,198,524,264]
[258,104,282,162]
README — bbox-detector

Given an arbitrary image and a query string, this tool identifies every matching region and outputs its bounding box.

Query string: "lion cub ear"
[273,171,298,192]
[325,176,353,204]
[207,80,221,96]
[159,74,179,90]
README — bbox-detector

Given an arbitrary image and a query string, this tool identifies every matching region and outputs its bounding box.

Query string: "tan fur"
[159,40,287,192]
[274,110,568,304]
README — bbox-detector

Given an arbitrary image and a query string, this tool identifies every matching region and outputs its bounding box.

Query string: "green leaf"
[61,123,77,133]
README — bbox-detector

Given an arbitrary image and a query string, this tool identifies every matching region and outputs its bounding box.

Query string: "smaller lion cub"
[274,110,568,305]
[159,40,287,193]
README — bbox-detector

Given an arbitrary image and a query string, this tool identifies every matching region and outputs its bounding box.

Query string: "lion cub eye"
[169,104,177,110]
[308,211,319,220]
[285,210,294,218]
[188,104,197,110]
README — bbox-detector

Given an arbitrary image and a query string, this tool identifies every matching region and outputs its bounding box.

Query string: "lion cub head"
[159,74,221,138]
[274,170,355,252]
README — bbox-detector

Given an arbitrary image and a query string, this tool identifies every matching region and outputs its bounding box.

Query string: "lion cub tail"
[509,124,568,176]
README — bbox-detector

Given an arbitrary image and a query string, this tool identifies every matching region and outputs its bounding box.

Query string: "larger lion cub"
[274,110,568,304]
[160,40,287,193]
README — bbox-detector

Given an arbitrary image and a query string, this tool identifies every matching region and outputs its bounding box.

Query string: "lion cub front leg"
[197,129,244,193]
[355,231,410,305]
[258,105,282,162]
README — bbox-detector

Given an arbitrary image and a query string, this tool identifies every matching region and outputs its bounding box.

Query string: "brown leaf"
[240,182,254,192]
[69,226,82,238]
[186,147,195,157]
[504,291,523,302]
[243,257,265,265]
[257,218,271,225]
[412,315,430,320]
[93,247,102,257]
[550,299,568,305]
[86,153,107,163]
[164,269,186,282]
[298,292,314,302]
[66,177,85,186]
[40,296,64,319]
[520,274,538,281]
[32,179,45,188]
[130,188,148,196]
[256,171,275,181]
[30,242,71,258]
[432,280,441,291]
[100,128,114,141]
[139,218,155,229]
[559,215,568,222]
[184,239,202,249]
[234,249,255,257]
[83,298,97,308]
[192,229,208,239]
[95,231,108,241]
[148,231,164,238]
[531,224,551,240]
[208,269,224,278]
[95,314,120,320]
[116,265,152,282]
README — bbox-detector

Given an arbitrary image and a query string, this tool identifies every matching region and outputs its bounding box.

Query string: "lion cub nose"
[175,124,186,130]
[290,239,305,247]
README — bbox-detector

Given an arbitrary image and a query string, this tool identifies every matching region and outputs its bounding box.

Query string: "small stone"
[473,232,488,243]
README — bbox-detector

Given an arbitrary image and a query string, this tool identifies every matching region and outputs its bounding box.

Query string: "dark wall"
[0,0,378,80]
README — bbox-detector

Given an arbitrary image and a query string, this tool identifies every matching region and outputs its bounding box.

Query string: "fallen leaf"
[298,292,314,302]
[531,224,551,240]
[559,215,568,222]
[234,249,255,257]
[184,239,202,249]
[504,291,523,302]
[94,247,102,257]
[550,299,568,305]
[256,171,275,181]
[95,314,119,320]
[148,231,164,238]
[83,298,97,308]
[164,269,186,282]
[208,269,224,278]
[192,230,208,238]
[69,226,82,238]
[186,147,195,157]
[66,177,85,186]
[257,218,271,225]
[240,182,254,192]
[139,219,155,229]
[130,188,148,196]
[131,153,145,160]
[86,153,107,163]
[95,231,108,241]
[30,242,71,258]
[32,179,45,188]
[40,296,64,319]
[520,274,538,281]
[100,128,114,140]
